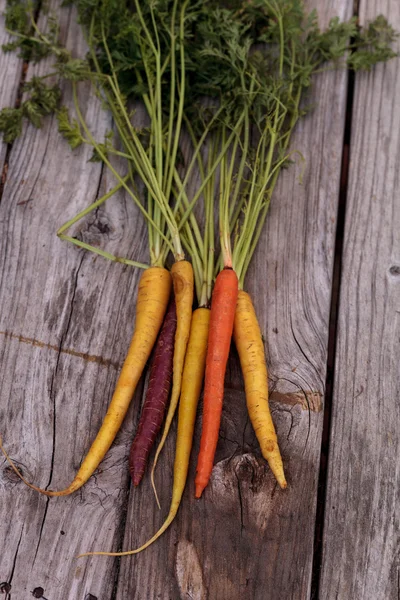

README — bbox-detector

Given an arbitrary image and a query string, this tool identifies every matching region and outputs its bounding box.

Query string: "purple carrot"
[129,296,177,486]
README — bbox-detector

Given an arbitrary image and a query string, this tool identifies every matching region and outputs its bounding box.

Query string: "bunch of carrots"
[0,0,397,558]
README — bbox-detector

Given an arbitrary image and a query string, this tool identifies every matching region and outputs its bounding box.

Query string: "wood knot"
[3,465,23,483]
[31,588,44,598]
[0,582,11,594]
[234,454,266,493]
[75,213,114,246]
[389,265,400,276]
[235,454,259,481]
[85,594,98,600]
[89,217,112,236]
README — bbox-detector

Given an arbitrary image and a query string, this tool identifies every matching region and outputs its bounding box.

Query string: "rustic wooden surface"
[0,2,148,598]
[0,0,23,169]
[319,1,400,599]
[116,0,350,597]
[0,0,397,598]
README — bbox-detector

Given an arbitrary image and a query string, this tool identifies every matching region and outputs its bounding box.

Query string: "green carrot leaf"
[56,105,84,149]
[0,107,23,143]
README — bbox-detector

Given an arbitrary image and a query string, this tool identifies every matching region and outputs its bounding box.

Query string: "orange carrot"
[195,267,238,498]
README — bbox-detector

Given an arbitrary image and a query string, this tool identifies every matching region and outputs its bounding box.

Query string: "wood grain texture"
[320,1,400,599]
[0,3,149,598]
[0,0,23,168]
[113,2,351,599]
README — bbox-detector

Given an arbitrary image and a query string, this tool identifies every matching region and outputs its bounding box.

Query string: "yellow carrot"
[0,267,172,496]
[233,290,286,489]
[150,260,194,491]
[78,307,210,558]
[173,308,210,494]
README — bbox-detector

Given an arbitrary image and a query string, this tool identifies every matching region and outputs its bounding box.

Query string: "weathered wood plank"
[0,3,149,598]
[320,2,400,599]
[0,0,24,167]
[114,2,351,599]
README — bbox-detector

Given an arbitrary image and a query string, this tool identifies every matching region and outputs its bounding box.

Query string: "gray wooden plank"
[0,3,149,598]
[320,2,400,599]
[113,2,352,599]
[0,0,24,167]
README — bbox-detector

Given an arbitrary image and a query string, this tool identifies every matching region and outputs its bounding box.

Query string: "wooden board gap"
[310,30,358,600]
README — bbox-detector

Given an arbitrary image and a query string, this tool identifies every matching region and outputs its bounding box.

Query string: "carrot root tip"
[195,484,204,498]
[132,475,141,487]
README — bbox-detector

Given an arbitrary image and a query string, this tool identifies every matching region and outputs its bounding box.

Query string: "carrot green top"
[0,0,397,285]
[180,1,398,289]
